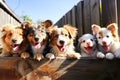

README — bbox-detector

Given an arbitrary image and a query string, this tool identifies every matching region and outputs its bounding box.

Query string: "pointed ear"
[64,25,77,39]
[44,20,53,28]
[107,23,118,34]
[91,24,101,36]
[107,23,119,41]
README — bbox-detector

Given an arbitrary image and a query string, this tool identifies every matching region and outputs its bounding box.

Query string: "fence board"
[101,0,117,27]
[66,10,72,25]
[90,0,100,26]
[71,6,77,27]
[117,0,120,36]
[76,1,84,37]
[83,0,91,34]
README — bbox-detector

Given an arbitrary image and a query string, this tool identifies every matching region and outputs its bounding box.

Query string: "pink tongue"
[34,43,41,49]
[86,47,93,54]
[103,46,109,52]
[60,46,65,52]
[13,46,19,52]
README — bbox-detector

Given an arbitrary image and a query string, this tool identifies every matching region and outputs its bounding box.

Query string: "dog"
[78,34,97,57]
[21,20,52,61]
[91,23,120,59]
[46,25,81,59]
[0,24,23,57]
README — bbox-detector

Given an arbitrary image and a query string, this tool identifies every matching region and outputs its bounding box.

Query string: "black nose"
[12,39,17,43]
[35,38,39,41]
[59,40,65,45]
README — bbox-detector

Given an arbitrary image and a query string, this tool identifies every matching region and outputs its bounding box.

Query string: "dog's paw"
[114,51,120,58]
[73,53,81,59]
[34,53,44,61]
[97,52,105,59]
[21,52,30,59]
[106,53,114,60]
[46,53,55,60]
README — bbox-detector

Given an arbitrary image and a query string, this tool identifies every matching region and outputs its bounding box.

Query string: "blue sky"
[5,0,80,24]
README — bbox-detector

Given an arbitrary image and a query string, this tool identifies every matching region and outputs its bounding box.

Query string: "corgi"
[78,34,97,57]
[0,24,23,57]
[46,25,81,59]
[92,23,120,59]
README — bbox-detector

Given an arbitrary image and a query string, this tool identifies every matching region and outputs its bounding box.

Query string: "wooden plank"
[117,0,120,36]
[90,0,100,26]
[83,0,91,34]
[71,6,77,27]
[76,1,84,37]
[66,10,72,25]
[0,57,120,80]
[101,0,117,27]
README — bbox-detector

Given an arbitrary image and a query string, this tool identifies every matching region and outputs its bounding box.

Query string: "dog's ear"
[91,24,101,36]
[21,21,32,29]
[107,23,119,42]
[44,20,53,28]
[64,25,77,39]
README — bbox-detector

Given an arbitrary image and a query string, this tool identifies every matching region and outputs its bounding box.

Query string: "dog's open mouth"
[57,45,65,52]
[84,46,93,55]
[102,45,109,52]
[34,42,41,49]
[11,44,19,53]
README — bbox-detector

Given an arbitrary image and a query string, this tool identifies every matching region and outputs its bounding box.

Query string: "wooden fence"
[0,0,21,26]
[55,0,120,38]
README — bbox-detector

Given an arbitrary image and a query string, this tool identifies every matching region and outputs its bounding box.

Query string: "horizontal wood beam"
[0,57,120,80]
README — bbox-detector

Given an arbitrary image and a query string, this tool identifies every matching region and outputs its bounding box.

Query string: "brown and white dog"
[92,23,120,59]
[46,25,81,59]
[21,20,52,61]
[78,34,97,57]
[0,24,23,57]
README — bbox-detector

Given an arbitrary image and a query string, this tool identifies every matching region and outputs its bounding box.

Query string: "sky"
[5,0,80,24]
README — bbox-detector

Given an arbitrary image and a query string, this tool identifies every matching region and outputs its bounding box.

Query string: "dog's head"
[78,34,96,55]
[50,25,77,52]
[91,23,118,52]
[1,24,23,52]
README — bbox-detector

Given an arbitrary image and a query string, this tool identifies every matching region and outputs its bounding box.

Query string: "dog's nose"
[102,41,106,45]
[59,40,65,45]
[35,38,39,41]
[12,39,17,43]
[86,42,90,46]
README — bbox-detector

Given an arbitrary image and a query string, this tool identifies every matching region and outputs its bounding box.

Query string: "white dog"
[92,23,120,59]
[78,34,97,57]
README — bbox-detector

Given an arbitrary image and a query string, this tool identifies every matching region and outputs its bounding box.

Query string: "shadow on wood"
[0,57,120,80]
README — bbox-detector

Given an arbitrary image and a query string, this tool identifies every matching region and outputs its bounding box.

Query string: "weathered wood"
[0,57,120,80]
[117,0,120,36]
[83,0,91,34]
[90,0,100,25]
[71,6,77,27]
[76,1,84,37]
[101,0,117,27]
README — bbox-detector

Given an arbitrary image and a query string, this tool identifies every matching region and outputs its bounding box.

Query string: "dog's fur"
[46,25,81,59]
[0,24,23,56]
[92,23,120,59]
[21,20,52,61]
[78,34,97,57]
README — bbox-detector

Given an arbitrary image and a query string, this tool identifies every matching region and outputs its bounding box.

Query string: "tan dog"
[92,23,120,59]
[0,24,23,56]
[78,34,97,57]
[46,25,81,59]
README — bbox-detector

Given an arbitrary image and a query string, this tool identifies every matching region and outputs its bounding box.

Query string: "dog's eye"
[91,39,93,41]
[98,36,101,39]
[106,35,109,38]
[82,40,85,43]
[9,33,12,36]
[19,33,22,36]
[65,34,68,36]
